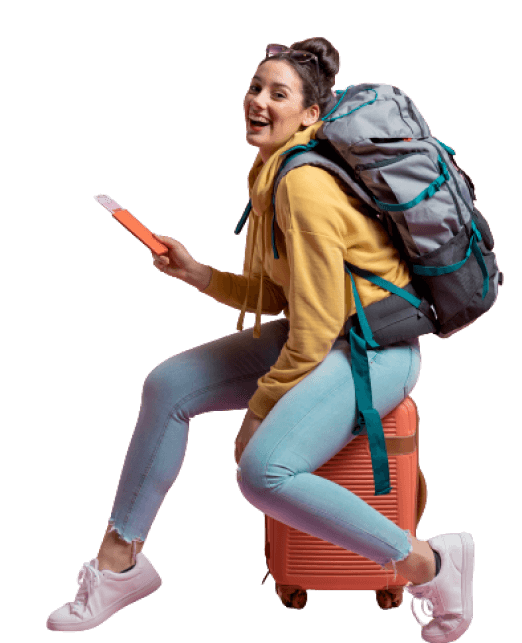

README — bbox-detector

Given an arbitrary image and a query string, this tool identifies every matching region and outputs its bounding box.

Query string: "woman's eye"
[248,85,285,98]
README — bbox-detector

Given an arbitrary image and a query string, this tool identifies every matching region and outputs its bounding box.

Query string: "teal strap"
[345,265,380,349]
[280,139,318,158]
[345,261,422,309]
[349,327,392,496]
[471,233,490,299]
[433,136,456,156]
[234,199,252,234]
[321,85,378,123]
[345,264,391,495]
[373,156,451,212]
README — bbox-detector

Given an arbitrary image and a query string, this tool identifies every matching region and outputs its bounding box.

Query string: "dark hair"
[259,37,340,118]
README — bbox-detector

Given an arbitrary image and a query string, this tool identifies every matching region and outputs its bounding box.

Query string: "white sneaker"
[47,552,162,631]
[406,532,474,643]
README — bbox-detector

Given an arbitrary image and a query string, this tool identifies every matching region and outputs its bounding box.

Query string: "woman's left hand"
[235,408,263,464]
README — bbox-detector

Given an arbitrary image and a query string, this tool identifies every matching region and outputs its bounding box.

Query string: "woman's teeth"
[249,117,270,127]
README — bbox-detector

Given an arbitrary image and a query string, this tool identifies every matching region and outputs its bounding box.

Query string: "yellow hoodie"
[201,121,411,420]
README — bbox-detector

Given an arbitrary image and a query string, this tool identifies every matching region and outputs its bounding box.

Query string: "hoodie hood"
[237,121,324,338]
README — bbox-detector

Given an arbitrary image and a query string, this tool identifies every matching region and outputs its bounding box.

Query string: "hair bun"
[290,37,340,85]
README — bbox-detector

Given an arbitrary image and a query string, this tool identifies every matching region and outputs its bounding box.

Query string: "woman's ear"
[302,103,320,127]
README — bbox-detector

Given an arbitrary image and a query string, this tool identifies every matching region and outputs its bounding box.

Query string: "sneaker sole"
[46,574,162,631]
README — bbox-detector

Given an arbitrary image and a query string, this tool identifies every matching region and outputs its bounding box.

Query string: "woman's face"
[244,59,320,163]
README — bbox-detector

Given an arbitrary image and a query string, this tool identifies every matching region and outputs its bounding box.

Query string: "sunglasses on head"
[265,43,320,77]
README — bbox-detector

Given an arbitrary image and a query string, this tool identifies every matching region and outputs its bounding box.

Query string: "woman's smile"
[247,116,271,133]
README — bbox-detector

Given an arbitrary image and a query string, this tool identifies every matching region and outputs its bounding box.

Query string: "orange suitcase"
[261,396,427,610]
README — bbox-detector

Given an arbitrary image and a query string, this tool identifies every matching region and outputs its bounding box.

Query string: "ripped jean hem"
[377,528,414,589]
[107,519,144,566]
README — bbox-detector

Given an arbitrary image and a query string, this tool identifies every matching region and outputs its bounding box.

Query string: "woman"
[47,38,474,641]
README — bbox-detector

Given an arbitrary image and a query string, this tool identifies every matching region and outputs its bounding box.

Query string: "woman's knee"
[142,355,190,403]
[237,469,271,507]
[237,451,295,501]
[236,451,271,500]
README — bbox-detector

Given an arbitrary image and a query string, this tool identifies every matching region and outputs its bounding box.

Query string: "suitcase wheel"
[375,586,404,609]
[275,583,307,609]
[275,583,403,609]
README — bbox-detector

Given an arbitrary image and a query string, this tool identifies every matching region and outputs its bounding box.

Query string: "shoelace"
[408,584,443,626]
[69,562,102,617]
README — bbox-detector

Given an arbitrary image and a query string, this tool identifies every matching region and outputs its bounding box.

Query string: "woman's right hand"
[150,232,199,283]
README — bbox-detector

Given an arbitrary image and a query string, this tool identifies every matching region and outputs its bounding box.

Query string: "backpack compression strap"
[343,258,433,496]
[344,264,392,496]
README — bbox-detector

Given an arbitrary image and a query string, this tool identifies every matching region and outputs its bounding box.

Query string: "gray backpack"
[235,83,502,496]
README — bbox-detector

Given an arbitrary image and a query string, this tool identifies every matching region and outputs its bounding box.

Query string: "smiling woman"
[244,39,339,162]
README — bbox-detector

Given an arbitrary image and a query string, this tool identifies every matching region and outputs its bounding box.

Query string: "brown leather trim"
[384,432,417,456]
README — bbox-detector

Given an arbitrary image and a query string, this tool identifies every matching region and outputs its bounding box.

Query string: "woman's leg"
[237,335,426,582]
[97,318,291,571]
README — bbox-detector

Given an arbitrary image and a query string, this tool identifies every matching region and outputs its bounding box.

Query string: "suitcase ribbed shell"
[264,396,422,591]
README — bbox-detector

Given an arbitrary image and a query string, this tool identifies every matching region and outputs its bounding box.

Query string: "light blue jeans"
[108,318,420,573]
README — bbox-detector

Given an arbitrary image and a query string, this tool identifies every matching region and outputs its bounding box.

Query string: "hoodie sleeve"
[200,267,287,315]
[200,212,287,315]
[247,166,349,419]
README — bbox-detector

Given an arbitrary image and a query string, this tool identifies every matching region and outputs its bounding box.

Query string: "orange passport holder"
[95,195,169,256]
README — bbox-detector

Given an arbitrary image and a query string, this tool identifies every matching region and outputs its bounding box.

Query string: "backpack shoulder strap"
[273,147,378,213]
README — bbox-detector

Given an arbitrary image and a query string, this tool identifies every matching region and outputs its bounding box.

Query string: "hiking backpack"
[234,83,502,496]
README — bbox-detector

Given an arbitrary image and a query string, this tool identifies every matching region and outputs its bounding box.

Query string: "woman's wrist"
[190,262,212,291]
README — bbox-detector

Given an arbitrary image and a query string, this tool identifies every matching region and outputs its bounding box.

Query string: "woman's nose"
[250,99,264,111]
[250,91,268,111]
